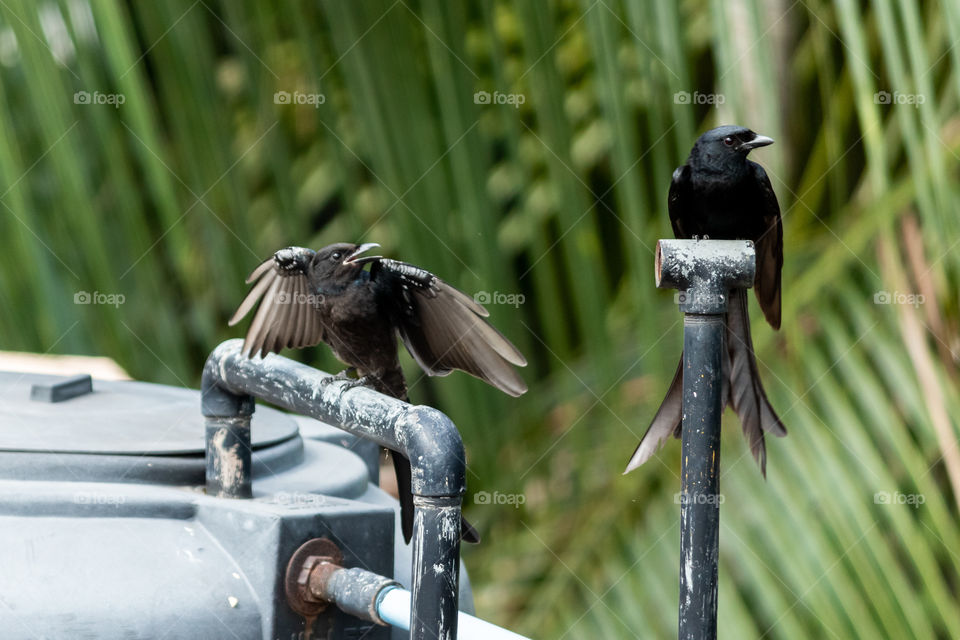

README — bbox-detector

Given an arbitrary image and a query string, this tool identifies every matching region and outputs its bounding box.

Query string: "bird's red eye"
[723,136,735,146]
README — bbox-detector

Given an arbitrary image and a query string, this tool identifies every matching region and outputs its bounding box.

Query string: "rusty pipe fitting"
[285,538,399,626]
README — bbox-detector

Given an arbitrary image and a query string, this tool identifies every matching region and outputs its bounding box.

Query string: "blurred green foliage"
[1,0,959,637]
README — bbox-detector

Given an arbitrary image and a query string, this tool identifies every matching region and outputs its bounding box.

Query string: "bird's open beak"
[741,134,774,150]
[344,242,382,265]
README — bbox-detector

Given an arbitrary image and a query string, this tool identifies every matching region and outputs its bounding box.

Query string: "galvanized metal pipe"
[655,239,756,640]
[290,547,531,639]
[200,340,465,640]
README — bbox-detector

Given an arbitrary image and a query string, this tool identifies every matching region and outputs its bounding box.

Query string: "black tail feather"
[623,361,683,474]
[624,288,785,475]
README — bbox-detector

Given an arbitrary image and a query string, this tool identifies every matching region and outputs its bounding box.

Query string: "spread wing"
[750,162,782,329]
[228,249,326,358]
[372,259,528,397]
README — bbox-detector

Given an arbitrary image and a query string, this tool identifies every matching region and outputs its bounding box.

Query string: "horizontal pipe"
[377,587,531,640]
[310,564,399,626]
[202,339,466,497]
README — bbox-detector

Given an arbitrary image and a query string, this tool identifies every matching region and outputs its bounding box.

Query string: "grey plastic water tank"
[0,371,471,639]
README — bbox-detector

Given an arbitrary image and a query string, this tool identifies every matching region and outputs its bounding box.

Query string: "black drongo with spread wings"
[229,242,527,543]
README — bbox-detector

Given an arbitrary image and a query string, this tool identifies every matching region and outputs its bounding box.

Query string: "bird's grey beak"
[741,134,774,151]
[344,242,382,265]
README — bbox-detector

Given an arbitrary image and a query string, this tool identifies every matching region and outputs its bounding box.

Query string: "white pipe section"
[377,586,532,639]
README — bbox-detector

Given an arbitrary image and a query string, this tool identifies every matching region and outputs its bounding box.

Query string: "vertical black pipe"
[202,373,255,499]
[678,314,724,640]
[655,239,755,640]
[204,417,253,498]
[410,496,462,640]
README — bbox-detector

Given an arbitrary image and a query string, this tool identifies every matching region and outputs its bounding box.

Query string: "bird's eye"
[331,252,342,261]
[723,136,735,146]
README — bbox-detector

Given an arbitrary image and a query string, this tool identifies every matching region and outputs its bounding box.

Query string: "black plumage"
[229,242,527,542]
[625,125,786,476]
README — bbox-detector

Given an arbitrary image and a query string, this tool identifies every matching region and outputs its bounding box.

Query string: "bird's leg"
[320,367,357,385]
[321,368,377,392]
[341,375,375,390]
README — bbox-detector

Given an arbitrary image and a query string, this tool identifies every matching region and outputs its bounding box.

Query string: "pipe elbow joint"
[395,405,466,498]
[201,339,253,417]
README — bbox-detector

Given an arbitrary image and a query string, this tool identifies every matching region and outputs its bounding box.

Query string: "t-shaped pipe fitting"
[656,239,756,313]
